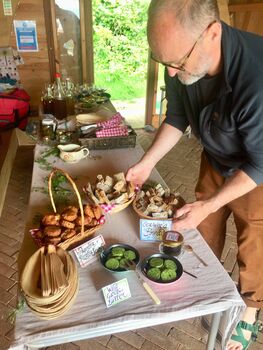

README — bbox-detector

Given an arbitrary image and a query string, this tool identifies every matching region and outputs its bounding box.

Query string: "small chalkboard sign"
[102,278,131,308]
[140,219,172,241]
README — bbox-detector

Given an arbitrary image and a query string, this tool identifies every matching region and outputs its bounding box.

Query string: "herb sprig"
[35,147,60,171]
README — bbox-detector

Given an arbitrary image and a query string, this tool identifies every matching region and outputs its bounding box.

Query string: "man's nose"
[167,67,179,77]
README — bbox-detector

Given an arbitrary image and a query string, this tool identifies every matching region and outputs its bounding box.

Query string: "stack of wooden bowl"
[20,245,78,319]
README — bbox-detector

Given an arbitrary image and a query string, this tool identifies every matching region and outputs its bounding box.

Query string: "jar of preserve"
[162,231,184,256]
[41,118,56,140]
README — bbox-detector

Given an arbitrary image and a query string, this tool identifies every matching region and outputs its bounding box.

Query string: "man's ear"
[208,21,221,43]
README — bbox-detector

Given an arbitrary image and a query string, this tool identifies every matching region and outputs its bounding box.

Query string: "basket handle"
[48,168,85,235]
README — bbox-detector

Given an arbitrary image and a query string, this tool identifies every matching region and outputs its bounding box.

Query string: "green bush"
[93,0,149,100]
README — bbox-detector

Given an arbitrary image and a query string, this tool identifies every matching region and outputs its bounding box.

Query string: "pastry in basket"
[30,168,106,250]
[75,215,92,226]
[133,183,184,219]
[60,219,76,229]
[83,173,136,213]
[83,204,103,220]
[61,206,78,222]
[61,229,76,241]
[42,214,60,226]
[44,226,62,237]
[33,203,104,247]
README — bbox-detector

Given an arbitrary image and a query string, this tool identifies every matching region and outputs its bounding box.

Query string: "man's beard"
[177,56,211,85]
[177,70,207,85]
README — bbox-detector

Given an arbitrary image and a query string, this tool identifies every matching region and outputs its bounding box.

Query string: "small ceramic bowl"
[100,243,140,273]
[140,253,183,284]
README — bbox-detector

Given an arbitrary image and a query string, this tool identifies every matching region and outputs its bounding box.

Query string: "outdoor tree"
[93,0,149,100]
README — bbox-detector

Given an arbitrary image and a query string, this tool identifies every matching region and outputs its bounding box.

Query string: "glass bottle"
[42,85,54,115]
[65,78,75,116]
[53,73,67,120]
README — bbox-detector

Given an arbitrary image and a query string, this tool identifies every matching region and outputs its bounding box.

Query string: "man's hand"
[172,200,213,231]
[126,161,153,187]
[126,124,183,187]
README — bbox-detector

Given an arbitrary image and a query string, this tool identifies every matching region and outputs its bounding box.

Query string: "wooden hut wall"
[229,1,263,35]
[1,0,263,115]
[0,0,50,113]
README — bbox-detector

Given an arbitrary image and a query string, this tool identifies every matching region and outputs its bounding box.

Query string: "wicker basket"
[31,168,104,250]
[50,168,104,249]
[79,129,137,150]
[100,195,135,214]
[132,194,185,220]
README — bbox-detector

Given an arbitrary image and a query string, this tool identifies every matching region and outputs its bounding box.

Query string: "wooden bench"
[0,128,35,216]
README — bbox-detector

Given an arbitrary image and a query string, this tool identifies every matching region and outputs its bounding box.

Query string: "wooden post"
[80,0,94,84]
[145,50,159,126]
[43,0,57,81]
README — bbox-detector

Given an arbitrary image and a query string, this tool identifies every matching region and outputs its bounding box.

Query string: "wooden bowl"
[132,195,185,220]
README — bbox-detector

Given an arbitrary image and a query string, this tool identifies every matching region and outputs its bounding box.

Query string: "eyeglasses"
[151,21,217,72]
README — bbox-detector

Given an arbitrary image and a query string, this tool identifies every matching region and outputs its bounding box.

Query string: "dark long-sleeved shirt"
[164,21,263,185]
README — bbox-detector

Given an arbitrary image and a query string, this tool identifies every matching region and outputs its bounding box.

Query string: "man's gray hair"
[148,0,220,33]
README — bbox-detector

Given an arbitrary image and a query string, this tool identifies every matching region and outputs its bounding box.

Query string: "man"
[126,1,263,349]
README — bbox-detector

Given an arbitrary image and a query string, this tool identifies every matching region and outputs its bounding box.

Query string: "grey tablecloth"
[12,144,245,350]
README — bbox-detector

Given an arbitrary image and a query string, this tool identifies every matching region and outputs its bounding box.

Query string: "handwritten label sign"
[140,219,172,241]
[102,278,131,308]
[74,235,105,268]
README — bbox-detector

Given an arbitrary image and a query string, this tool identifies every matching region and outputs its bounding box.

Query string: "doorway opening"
[92,0,149,128]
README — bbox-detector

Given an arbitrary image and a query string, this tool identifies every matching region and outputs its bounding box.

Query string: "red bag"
[0,88,30,130]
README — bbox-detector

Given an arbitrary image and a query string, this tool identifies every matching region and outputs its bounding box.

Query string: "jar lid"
[42,118,54,126]
[162,231,184,247]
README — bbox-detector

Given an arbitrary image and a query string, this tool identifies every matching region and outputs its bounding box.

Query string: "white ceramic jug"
[57,144,89,163]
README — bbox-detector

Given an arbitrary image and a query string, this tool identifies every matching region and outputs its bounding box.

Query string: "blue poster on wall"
[13,20,38,52]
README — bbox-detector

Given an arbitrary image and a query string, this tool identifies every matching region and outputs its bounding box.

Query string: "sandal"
[231,317,262,350]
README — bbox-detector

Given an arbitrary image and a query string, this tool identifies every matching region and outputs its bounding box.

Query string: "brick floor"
[0,131,262,350]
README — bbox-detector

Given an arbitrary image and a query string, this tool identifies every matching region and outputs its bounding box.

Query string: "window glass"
[54,0,82,83]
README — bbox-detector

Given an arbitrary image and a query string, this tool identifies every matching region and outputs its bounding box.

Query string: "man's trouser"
[196,152,263,308]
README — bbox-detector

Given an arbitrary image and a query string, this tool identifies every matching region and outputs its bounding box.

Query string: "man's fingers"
[174,206,190,218]
[172,219,188,231]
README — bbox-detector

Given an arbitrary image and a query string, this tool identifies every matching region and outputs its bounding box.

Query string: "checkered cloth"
[97,112,124,129]
[99,215,106,224]
[100,203,116,213]
[96,125,129,138]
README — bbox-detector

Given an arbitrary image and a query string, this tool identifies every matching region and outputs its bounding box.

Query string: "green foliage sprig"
[35,147,60,171]
[7,297,26,324]
[32,173,71,206]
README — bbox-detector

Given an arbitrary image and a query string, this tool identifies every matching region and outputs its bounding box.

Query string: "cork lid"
[162,231,184,247]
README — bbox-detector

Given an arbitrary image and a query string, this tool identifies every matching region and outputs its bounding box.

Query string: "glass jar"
[162,231,184,256]
[41,118,56,140]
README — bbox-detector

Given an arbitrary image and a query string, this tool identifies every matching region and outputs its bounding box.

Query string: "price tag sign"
[140,219,172,241]
[74,235,105,268]
[102,278,131,308]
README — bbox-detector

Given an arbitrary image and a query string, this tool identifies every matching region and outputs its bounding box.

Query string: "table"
[13,144,245,350]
